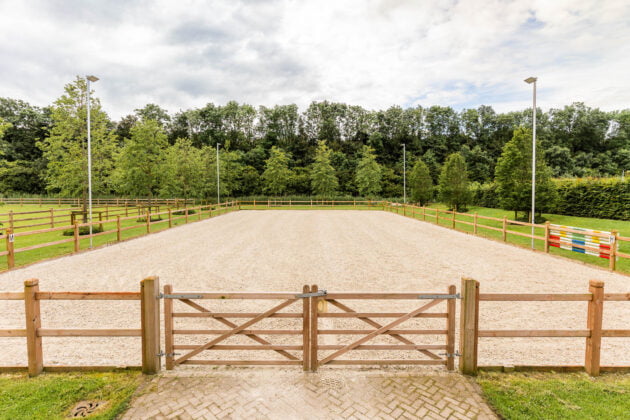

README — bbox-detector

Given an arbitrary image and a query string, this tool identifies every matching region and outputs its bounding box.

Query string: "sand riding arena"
[0,209,629,371]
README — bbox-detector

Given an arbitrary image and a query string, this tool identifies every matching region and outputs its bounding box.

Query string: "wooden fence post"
[452,210,456,229]
[502,216,507,242]
[609,230,618,271]
[544,221,551,253]
[198,206,202,221]
[185,208,189,223]
[73,221,80,252]
[105,204,109,220]
[24,279,43,377]
[164,284,174,370]
[168,209,172,228]
[473,213,478,235]
[585,280,604,376]
[302,285,311,371]
[5,228,15,269]
[146,209,151,233]
[459,277,479,375]
[116,216,121,242]
[98,211,103,231]
[8,210,13,231]
[50,208,55,228]
[446,284,456,371]
[436,208,440,224]
[141,276,161,374]
[310,284,319,372]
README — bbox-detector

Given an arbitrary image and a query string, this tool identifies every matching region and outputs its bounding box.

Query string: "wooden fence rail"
[0,277,160,376]
[384,202,627,272]
[459,278,630,376]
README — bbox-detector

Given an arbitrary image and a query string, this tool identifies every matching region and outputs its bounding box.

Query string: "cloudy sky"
[1,0,629,119]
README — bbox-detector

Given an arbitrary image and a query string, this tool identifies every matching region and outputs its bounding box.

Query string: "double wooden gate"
[163,284,458,371]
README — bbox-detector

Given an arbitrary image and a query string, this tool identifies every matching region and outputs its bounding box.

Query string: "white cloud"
[0,0,628,119]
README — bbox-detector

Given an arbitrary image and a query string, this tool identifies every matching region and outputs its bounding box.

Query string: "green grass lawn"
[0,371,143,420]
[477,372,630,420]
[388,203,630,275]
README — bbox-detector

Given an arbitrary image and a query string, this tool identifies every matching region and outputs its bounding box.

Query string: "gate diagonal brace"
[296,290,327,298]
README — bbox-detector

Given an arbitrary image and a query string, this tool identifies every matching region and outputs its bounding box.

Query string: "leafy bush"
[136,216,163,222]
[554,177,630,220]
[173,209,196,215]
[62,225,104,236]
[470,182,499,208]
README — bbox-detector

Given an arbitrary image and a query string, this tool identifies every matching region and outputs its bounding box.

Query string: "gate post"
[24,279,43,377]
[585,280,604,376]
[459,278,479,375]
[302,285,311,371]
[164,284,175,370]
[310,284,319,372]
[141,276,161,374]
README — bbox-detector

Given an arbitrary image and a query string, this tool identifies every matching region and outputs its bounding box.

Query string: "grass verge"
[0,371,143,420]
[477,372,630,419]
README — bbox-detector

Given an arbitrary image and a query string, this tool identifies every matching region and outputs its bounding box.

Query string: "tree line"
[0,77,629,204]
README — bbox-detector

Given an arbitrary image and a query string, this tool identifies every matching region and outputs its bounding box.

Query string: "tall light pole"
[86,75,99,248]
[402,144,406,204]
[216,143,220,205]
[524,76,537,249]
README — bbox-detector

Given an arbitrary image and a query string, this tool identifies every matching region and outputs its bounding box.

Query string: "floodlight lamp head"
[524,76,537,84]
[86,75,99,82]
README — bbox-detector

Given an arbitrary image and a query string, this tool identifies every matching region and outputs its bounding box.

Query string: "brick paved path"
[122,368,496,419]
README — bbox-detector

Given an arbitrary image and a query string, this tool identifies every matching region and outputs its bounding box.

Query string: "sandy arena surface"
[0,210,628,368]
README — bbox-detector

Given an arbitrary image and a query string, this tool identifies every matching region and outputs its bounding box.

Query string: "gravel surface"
[1,210,628,368]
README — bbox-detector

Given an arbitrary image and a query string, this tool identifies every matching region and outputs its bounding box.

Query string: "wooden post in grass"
[98,211,103,231]
[446,284,456,371]
[6,228,15,269]
[310,284,319,372]
[146,209,151,233]
[164,284,174,370]
[73,221,80,252]
[609,230,618,271]
[436,208,440,224]
[125,205,128,217]
[459,277,479,375]
[24,279,43,377]
[116,216,121,242]
[585,280,604,376]
[452,210,456,229]
[185,208,189,223]
[8,210,13,231]
[473,213,478,235]
[50,208,54,228]
[198,206,202,221]
[168,209,172,228]
[105,204,109,220]
[544,221,551,253]
[502,216,507,242]
[141,276,161,374]
[302,285,311,371]
[422,206,426,221]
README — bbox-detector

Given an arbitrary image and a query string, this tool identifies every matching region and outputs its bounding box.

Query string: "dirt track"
[1,210,628,367]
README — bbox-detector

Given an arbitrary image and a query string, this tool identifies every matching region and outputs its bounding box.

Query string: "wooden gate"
[163,284,458,371]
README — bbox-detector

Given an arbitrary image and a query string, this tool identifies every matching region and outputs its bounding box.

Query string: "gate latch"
[417,293,460,299]
[159,294,204,299]
[440,351,461,357]
[157,351,179,357]
[296,290,327,298]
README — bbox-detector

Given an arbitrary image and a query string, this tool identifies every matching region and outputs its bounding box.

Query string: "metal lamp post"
[216,143,220,205]
[86,75,99,248]
[524,76,537,249]
[403,144,406,204]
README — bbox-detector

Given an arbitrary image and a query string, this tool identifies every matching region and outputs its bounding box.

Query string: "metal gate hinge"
[417,293,460,300]
[296,290,327,298]
[440,351,461,357]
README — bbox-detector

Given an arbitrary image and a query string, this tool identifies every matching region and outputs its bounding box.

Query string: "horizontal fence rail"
[383,202,625,272]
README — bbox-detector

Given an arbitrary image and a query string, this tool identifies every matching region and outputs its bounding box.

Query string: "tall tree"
[0,117,10,139]
[438,152,470,211]
[409,158,433,205]
[355,145,382,197]
[262,146,292,195]
[160,138,204,200]
[135,103,171,127]
[38,77,116,217]
[114,119,167,201]
[495,127,557,219]
[310,140,338,196]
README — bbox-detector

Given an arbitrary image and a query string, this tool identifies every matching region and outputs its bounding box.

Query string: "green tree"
[355,145,382,197]
[0,117,11,140]
[495,127,557,220]
[310,140,338,196]
[409,158,433,205]
[114,119,167,201]
[438,152,470,211]
[38,77,117,218]
[262,146,292,195]
[160,138,204,199]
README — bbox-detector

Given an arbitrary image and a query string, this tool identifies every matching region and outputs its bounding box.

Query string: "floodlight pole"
[525,77,537,249]
[403,144,406,204]
[216,143,220,205]
[86,75,99,248]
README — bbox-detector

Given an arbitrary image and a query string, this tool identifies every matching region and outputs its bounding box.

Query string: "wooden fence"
[459,278,630,376]
[0,197,193,206]
[238,199,381,208]
[1,201,238,270]
[384,202,627,272]
[0,277,161,376]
